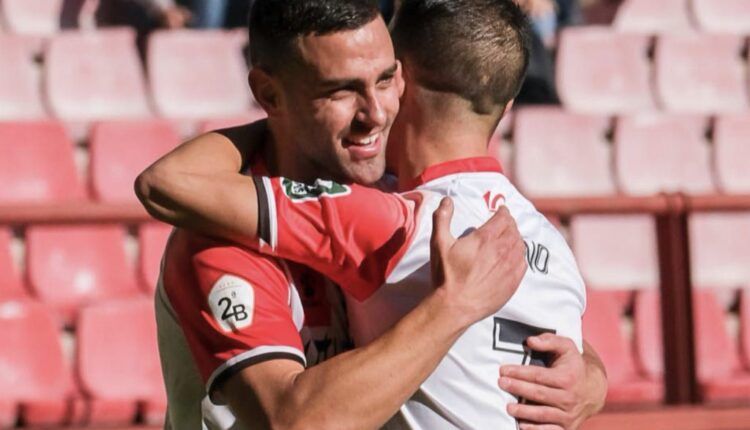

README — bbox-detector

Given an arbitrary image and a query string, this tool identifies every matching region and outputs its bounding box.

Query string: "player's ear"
[502,99,514,118]
[249,68,283,116]
[395,60,406,98]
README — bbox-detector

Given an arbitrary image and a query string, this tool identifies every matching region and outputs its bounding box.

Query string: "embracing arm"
[134,123,264,245]
[222,200,528,430]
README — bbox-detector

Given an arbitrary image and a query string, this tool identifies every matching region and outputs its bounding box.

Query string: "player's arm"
[498,337,607,430]
[135,122,265,245]
[214,199,528,429]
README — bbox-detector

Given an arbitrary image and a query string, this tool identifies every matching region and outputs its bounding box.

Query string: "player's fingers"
[475,205,511,238]
[498,377,569,408]
[518,423,565,430]
[525,333,578,356]
[431,197,455,254]
[508,402,567,425]
[499,365,567,390]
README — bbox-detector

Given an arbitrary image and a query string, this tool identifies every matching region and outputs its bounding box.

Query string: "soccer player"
[138,0,607,428]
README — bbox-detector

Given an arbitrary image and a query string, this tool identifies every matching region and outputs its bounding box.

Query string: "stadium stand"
[570,215,659,309]
[584,290,663,403]
[45,28,151,128]
[0,121,85,203]
[89,120,181,203]
[614,0,693,33]
[714,114,750,194]
[0,35,45,119]
[138,223,172,293]
[654,33,748,113]
[556,27,654,114]
[197,108,268,134]
[614,114,714,195]
[513,108,614,197]
[692,0,750,34]
[636,290,750,402]
[0,229,26,302]
[77,299,166,425]
[741,289,750,370]
[148,30,252,121]
[25,224,142,326]
[0,301,81,427]
[0,0,62,36]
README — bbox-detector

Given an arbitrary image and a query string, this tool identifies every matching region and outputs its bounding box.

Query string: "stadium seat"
[740,289,750,369]
[0,301,79,427]
[689,212,750,306]
[138,223,172,293]
[0,0,62,36]
[148,30,252,120]
[584,290,663,403]
[614,114,714,195]
[90,120,181,203]
[715,114,750,194]
[513,108,614,197]
[556,28,654,114]
[25,224,141,326]
[635,290,750,402]
[0,121,85,203]
[654,34,748,113]
[197,107,268,134]
[0,35,45,119]
[614,0,693,33]
[0,229,26,302]
[77,298,166,425]
[45,28,151,123]
[571,215,658,309]
[692,0,750,34]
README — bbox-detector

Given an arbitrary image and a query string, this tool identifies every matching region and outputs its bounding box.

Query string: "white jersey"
[254,156,586,429]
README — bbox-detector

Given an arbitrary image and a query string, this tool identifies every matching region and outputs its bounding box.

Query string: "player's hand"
[498,334,607,430]
[430,197,527,325]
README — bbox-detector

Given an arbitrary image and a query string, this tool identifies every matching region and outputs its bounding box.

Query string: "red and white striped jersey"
[156,229,349,430]
[253,156,586,429]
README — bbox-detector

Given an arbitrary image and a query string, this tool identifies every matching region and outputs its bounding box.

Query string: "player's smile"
[342,132,384,161]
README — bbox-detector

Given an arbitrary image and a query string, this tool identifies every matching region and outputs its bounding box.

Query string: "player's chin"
[343,157,386,185]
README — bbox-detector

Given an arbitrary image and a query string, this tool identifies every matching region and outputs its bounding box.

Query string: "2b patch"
[208,274,254,332]
[281,178,351,202]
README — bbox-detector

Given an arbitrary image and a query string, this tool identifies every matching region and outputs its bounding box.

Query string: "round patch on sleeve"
[208,274,255,332]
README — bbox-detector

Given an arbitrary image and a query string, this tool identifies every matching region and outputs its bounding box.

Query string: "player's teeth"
[351,134,377,146]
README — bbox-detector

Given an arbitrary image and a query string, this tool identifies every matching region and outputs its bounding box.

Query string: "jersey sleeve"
[163,239,305,397]
[253,176,423,301]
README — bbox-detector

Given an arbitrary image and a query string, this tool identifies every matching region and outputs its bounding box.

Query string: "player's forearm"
[276,289,472,430]
[582,340,607,416]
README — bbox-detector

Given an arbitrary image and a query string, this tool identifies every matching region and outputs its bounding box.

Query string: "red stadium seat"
[90,120,180,203]
[197,107,268,134]
[0,301,79,427]
[26,224,141,326]
[0,121,85,203]
[615,114,714,195]
[635,290,750,402]
[45,28,151,123]
[557,28,654,114]
[77,298,166,425]
[139,223,172,293]
[0,35,45,119]
[571,215,658,309]
[148,30,252,120]
[584,290,663,403]
[513,108,614,197]
[715,114,750,194]
[0,0,62,36]
[655,34,748,114]
[614,0,693,33]
[692,0,750,34]
[0,229,26,302]
[689,212,750,306]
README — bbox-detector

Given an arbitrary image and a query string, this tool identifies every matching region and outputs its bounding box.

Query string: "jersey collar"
[401,156,504,191]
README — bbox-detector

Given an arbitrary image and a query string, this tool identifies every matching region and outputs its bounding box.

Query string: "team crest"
[281,178,351,202]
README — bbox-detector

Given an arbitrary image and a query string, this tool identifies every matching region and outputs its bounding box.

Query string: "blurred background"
[0,0,749,429]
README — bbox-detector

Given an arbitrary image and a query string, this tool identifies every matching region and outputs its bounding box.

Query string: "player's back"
[346,159,587,429]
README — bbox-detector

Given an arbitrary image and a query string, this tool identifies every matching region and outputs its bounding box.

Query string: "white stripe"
[205,345,306,392]
[261,176,278,251]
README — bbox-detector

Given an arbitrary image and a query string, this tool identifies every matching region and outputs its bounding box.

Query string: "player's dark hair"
[248,0,381,72]
[391,0,531,114]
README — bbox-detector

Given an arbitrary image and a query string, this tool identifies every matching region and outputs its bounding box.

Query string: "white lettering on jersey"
[207,275,254,332]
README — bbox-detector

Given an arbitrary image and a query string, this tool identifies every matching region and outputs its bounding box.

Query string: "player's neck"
[394,91,497,190]
[264,121,322,183]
